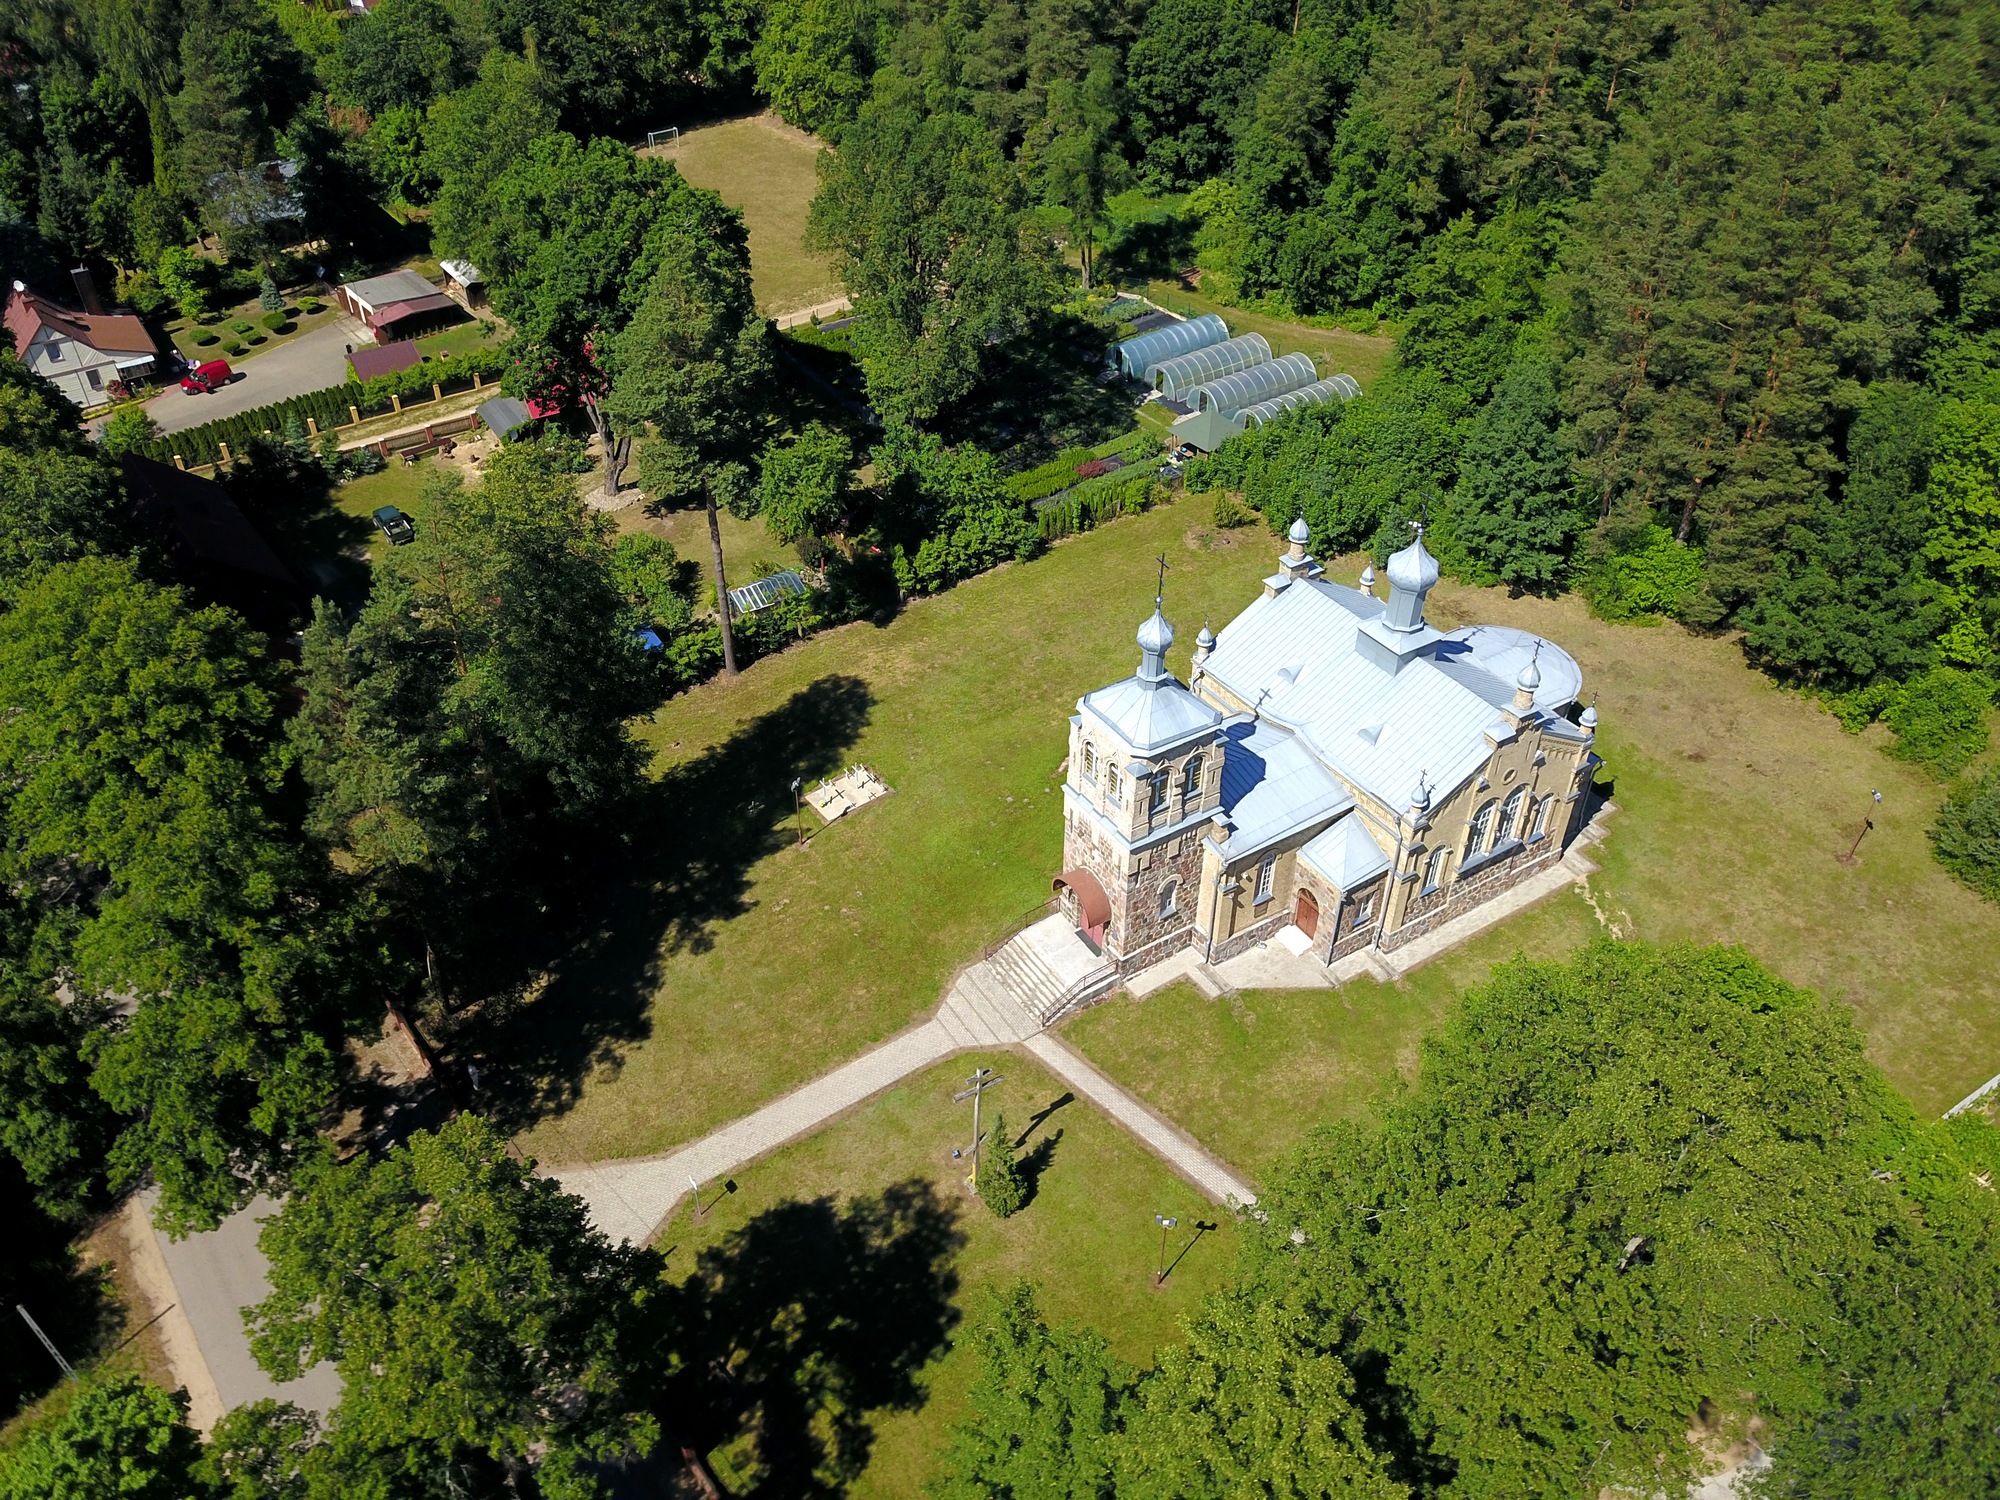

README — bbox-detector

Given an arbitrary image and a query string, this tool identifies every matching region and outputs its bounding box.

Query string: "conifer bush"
[976,1112,1027,1217]
[1885,666,1992,779]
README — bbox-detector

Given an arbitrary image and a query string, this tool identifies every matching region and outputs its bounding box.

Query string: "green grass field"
[498,491,2000,1178]
[657,1049,1236,1496]
[644,114,844,318]
[1140,280,1399,391]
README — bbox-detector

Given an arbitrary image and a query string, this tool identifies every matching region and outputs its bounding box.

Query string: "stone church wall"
[1381,832,1565,953]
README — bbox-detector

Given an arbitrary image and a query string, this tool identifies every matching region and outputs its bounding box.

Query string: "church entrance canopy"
[1053,868,1111,948]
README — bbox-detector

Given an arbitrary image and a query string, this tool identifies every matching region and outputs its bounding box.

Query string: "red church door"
[1294,889,1319,938]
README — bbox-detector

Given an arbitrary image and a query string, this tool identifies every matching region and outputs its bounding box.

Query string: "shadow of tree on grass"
[662,1178,964,1497]
[467,675,876,1135]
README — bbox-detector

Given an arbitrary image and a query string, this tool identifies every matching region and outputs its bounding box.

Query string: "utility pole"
[952,1068,1004,1191]
[17,1305,76,1381]
[792,777,806,846]
[1153,1216,1179,1285]
[1838,790,1883,865]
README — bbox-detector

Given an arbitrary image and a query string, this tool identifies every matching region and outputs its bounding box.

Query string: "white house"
[4,279,162,408]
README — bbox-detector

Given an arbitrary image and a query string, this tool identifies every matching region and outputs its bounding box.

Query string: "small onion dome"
[1580,702,1598,731]
[1196,622,1215,650]
[1137,607,1175,655]
[1359,564,1376,591]
[1386,525,1440,596]
[1409,777,1431,814]
[1288,515,1311,546]
[1517,654,1542,692]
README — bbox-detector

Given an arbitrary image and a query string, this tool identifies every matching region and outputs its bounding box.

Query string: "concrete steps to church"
[985,920,1117,1027]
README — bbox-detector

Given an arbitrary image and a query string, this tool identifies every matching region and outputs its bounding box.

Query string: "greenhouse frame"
[1191,353,1319,417]
[1149,333,1274,400]
[1114,312,1228,377]
[1237,373,1364,427]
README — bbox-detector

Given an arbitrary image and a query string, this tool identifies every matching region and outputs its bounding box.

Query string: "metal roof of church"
[1215,719,1353,858]
[1198,577,1580,813]
[1079,672,1220,754]
[1298,814,1393,890]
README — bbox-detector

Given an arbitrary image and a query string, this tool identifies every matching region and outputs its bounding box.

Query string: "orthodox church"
[1055,519,1600,974]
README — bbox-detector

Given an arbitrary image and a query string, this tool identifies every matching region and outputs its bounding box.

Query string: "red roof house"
[5,279,162,407]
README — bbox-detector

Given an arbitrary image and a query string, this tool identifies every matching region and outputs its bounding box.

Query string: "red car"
[179,358,233,394]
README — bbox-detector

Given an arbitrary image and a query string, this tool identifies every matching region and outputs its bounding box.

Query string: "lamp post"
[1838,790,1883,865]
[791,777,806,847]
[1154,1215,1179,1285]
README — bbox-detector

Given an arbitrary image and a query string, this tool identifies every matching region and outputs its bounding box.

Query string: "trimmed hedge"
[139,346,511,469]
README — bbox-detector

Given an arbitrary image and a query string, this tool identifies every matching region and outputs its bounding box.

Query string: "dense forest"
[2,0,2000,1493]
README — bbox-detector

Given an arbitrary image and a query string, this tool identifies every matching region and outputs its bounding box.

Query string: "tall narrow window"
[1081,743,1096,782]
[1158,879,1178,917]
[1499,786,1527,842]
[1423,846,1450,893]
[1530,794,1554,841]
[1255,855,1275,903]
[1465,799,1497,859]
[1182,755,1204,800]
[1107,766,1122,806]
[1149,772,1169,814]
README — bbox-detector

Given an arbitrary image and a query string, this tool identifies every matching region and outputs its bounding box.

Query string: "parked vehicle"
[372,506,415,546]
[179,358,232,394]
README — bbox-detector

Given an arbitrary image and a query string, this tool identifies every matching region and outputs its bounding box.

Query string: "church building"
[1055,519,1600,974]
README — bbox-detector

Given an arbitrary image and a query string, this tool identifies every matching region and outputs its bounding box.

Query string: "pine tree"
[977,1111,1028,1217]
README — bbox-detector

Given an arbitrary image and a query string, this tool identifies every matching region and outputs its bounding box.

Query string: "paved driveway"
[147,1191,343,1416]
[145,320,367,435]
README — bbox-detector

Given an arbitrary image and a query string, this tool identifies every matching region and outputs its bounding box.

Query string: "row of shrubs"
[1038,470,1167,541]
[136,347,511,469]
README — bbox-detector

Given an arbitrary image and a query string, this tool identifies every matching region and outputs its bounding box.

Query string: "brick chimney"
[70,266,105,316]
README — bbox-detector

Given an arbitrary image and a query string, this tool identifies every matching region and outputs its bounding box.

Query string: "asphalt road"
[144,319,365,435]
[149,1192,343,1415]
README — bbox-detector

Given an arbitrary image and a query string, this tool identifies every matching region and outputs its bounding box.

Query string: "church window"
[1254,855,1275,903]
[1182,756,1204,800]
[1149,772,1169,814]
[1159,879,1178,917]
[1422,846,1451,893]
[1350,894,1375,931]
[1500,786,1527,842]
[1530,794,1554,841]
[1107,766,1123,806]
[1081,743,1097,782]
[1465,799,1498,858]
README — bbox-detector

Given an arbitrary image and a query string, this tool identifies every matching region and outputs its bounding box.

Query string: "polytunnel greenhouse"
[1238,373,1363,427]
[1114,313,1228,377]
[1149,333,1273,400]
[1191,353,1318,417]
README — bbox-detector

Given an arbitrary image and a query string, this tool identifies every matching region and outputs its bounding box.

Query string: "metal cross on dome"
[1155,553,1171,607]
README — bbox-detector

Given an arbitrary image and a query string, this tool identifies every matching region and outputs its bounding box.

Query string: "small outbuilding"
[477,395,535,441]
[334,269,462,344]
[439,259,486,309]
[346,340,422,384]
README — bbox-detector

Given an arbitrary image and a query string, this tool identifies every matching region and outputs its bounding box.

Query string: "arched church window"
[1530,794,1554,841]
[1081,743,1097,782]
[1423,845,1451,893]
[1107,765,1123,806]
[1158,879,1178,917]
[1149,771,1169,813]
[1255,855,1276,903]
[1182,756,1204,800]
[1500,786,1527,842]
[1465,799,1498,858]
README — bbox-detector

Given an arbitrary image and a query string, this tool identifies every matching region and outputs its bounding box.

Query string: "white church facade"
[1055,519,1601,974]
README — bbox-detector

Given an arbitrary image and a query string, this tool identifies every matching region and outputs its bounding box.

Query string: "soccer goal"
[645,126,680,149]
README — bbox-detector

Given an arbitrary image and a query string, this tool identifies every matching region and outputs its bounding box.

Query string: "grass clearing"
[1062,892,1605,1177]
[644,114,843,319]
[1140,280,1398,390]
[659,1049,1237,1497]
[616,500,791,611]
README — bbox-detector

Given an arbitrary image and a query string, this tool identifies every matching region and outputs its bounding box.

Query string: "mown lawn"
[657,1050,1236,1497]
[1139,280,1399,391]
[1063,891,1606,1179]
[644,114,844,318]
[503,497,1279,1167]
[1065,573,2000,1174]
